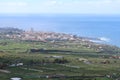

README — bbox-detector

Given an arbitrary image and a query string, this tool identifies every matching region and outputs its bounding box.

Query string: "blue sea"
[0,14,120,47]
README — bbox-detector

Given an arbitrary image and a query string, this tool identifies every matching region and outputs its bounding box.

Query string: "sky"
[0,0,120,14]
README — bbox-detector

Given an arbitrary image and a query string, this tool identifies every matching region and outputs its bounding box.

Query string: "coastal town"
[0,27,119,54]
[3,28,83,42]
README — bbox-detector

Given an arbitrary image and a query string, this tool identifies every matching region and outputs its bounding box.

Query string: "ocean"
[0,14,120,47]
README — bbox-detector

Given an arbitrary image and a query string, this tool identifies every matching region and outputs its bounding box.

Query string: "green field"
[0,39,120,80]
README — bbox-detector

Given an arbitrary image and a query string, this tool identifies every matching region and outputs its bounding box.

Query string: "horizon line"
[0,13,120,16]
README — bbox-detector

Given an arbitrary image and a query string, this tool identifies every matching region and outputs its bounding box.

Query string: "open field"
[0,39,120,80]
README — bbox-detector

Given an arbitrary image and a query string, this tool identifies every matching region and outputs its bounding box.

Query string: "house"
[77,58,88,62]
[77,58,92,64]
[10,77,22,80]
[52,56,63,59]
[83,60,92,64]
[45,55,63,59]
[16,63,23,66]
[10,63,23,67]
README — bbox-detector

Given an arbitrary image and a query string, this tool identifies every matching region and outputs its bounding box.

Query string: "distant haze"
[0,0,120,14]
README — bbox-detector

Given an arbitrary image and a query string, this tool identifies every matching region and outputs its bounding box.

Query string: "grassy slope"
[0,39,120,80]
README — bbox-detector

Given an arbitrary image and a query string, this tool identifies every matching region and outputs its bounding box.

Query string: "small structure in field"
[77,58,92,64]
[45,55,63,59]
[10,63,23,67]
[52,56,63,59]
[0,69,11,73]
[10,77,22,80]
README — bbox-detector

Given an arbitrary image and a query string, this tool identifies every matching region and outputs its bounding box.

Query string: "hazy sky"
[0,0,120,14]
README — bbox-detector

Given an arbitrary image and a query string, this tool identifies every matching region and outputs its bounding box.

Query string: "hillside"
[0,27,120,80]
